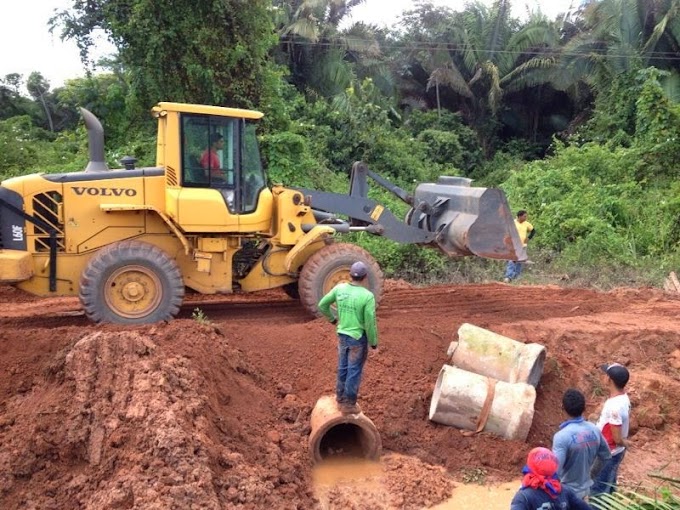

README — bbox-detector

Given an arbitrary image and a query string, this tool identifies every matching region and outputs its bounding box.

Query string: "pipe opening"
[428,367,446,420]
[526,348,546,387]
[319,423,373,460]
[309,395,381,463]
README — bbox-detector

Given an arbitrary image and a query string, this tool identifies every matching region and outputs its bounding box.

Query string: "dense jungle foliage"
[3,0,680,287]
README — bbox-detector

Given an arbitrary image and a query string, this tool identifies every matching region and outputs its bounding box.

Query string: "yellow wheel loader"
[0,103,525,324]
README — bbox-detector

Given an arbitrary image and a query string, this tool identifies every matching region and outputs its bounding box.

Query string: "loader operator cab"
[157,102,272,233]
[181,115,265,212]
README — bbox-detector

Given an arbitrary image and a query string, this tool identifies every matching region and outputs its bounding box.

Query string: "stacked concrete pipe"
[447,323,546,387]
[428,365,536,441]
[429,323,546,441]
[309,395,382,463]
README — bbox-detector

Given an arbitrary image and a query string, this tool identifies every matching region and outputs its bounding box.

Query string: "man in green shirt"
[318,261,378,414]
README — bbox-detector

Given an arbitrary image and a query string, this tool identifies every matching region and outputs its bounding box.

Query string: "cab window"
[180,114,265,214]
[181,114,239,209]
[241,122,266,213]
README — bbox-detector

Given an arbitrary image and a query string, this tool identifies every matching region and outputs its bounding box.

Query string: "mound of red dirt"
[0,322,315,509]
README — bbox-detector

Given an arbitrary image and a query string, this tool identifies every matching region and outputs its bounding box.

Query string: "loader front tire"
[79,241,185,324]
[298,243,383,318]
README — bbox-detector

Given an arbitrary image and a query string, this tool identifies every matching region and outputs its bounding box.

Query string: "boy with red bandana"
[510,447,593,509]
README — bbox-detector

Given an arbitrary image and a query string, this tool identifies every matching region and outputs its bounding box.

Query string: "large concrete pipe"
[447,323,546,387]
[309,395,382,463]
[429,365,536,441]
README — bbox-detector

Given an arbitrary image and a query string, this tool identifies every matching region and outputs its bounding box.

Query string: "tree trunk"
[38,92,54,132]
[532,87,543,143]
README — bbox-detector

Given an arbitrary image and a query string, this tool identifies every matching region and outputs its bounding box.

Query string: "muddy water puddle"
[430,480,519,509]
[312,454,519,509]
[313,457,389,508]
[312,457,383,486]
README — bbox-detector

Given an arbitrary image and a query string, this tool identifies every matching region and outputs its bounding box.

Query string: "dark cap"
[600,362,629,388]
[349,261,368,279]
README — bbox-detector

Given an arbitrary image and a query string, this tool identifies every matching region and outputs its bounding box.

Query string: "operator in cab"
[200,133,225,179]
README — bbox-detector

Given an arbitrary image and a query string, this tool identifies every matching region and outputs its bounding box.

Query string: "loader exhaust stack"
[80,108,109,173]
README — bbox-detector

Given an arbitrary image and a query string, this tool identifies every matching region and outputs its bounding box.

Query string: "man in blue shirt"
[552,389,611,499]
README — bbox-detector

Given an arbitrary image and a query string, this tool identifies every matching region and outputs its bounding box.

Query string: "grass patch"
[387,247,669,291]
[191,307,211,326]
[460,467,488,485]
[591,474,680,509]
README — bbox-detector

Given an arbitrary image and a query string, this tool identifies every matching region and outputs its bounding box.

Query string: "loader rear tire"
[298,243,383,318]
[79,241,185,324]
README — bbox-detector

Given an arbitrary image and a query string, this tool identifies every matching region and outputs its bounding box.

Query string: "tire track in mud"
[177,300,309,323]
[0,283,630,328]
[379,284,625,324]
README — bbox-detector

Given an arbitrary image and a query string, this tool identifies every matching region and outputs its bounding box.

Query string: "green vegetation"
[591,475,680,509]
[3,0,680,287]
[460,466,488,485]
[191,308,211,326]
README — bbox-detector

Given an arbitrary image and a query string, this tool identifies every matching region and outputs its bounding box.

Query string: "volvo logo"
[72,186,138,197]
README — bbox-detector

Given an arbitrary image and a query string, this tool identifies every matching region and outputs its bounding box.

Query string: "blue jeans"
[336,333,368,405]
[505,260,523,280]
[591,450,625,495]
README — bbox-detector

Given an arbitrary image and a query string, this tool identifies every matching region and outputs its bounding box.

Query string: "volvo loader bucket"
[407,176,526,261]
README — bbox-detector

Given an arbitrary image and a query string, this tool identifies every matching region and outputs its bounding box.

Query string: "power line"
[280,35,680,61]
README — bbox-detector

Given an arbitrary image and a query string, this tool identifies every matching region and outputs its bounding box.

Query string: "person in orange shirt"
[504,210,535,283]
[200,133,225,179]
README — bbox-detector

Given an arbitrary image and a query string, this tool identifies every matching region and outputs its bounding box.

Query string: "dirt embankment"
[1,282,679,509]
[0,320,315,509]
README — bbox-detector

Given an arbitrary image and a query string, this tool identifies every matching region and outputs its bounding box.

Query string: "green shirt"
[318,282,378,347]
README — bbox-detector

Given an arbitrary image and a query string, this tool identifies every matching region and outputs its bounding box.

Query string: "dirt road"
[1,282,679,509]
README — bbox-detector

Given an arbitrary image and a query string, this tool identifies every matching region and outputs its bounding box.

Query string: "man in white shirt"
[591,363,631,496]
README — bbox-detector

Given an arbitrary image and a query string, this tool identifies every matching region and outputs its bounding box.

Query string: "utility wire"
[280,35,680,61]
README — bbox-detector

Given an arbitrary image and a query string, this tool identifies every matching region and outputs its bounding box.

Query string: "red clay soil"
[1,281,680,509]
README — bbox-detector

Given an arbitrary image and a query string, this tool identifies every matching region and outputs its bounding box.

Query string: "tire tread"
[78,240,184,324]
[298,243,383,317]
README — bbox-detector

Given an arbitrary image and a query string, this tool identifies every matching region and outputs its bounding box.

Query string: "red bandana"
[522,447,562,499]
[522,470,562,499]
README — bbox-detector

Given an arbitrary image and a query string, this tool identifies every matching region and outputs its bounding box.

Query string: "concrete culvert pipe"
[429,365,536,441]
[447,323,546,387]
[309,395,382,463]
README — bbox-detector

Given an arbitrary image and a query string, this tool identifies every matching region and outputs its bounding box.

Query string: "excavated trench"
[2,283,680,509]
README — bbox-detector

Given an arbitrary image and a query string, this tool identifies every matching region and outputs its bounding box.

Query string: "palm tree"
[26,72,54,132]
[397,1,561,154]
[560,0,680,94]
[274,0,382,97]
